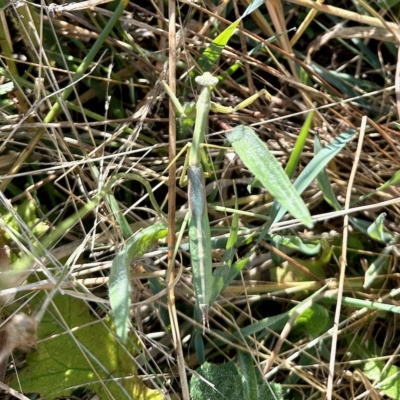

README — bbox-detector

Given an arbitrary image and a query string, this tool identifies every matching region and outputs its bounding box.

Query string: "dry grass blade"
[1,0,400,399]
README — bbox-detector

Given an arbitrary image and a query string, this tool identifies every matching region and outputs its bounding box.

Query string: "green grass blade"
[238,284,328,339]
[359,169,400,202]
[363,246,392,289]
[285,110,314,178]
[105,193,133,239]
[197,0,265,72]
[314,135,392,246]
[210,184,241,310]
[44,0,129,123]
[210,247,253,307]
[12,173,165,292]
[222,183,240,267]
[227,125,313,228]
[272,128,357,225]
[197,21,241,72]
[314,134,343,211]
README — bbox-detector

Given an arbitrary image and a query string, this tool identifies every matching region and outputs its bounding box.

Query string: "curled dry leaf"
[0,313,37,365]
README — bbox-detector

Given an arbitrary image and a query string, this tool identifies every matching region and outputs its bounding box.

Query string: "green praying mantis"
[162,72,312,330]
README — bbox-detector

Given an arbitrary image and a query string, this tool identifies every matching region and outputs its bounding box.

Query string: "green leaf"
[109,223,167,341]
[210,185,242,307]
[270,239,330,283]
[1,200,49,241]
[359,169,400,202]
[106,193,133,239]
[197,0,265,71]
[293,304,330,338]
[227,125,312,228]
[314,134,343,211]
[198,21,241,72]
[190,362,243,400]
[364,359,400,399]
[238,351,258,400]
[223,184,240,267]
[363,246,392,289]
[271,235,321,256]
[239,285,328,339]
[210,249,252,306]
[10,295,163,400]
[242,0,264,18]
[377,0,400,10]
[367,213,393,243]
[269,234,323,274]
[285,110,314,178]
[272,128,356,225]
[315,137,395,243]
[189,360,283,400]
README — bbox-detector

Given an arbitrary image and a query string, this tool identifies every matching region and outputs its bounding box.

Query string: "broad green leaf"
[227,125,313,228]
[293,304,330,338]
[238,351,258,400]
[0,81,14,95]
[348,336,400,399]
[190,360,283,400]
[109,223,168,342]
[190,362,243,400]
[269,234,321,266]
[364,360,400,399]
[247,110,313,193]
[10,295,163,400]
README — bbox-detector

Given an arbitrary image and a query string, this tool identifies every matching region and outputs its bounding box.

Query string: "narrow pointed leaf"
[227,125,312,228]
[109,223,167,342]
[272,128,356,224]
